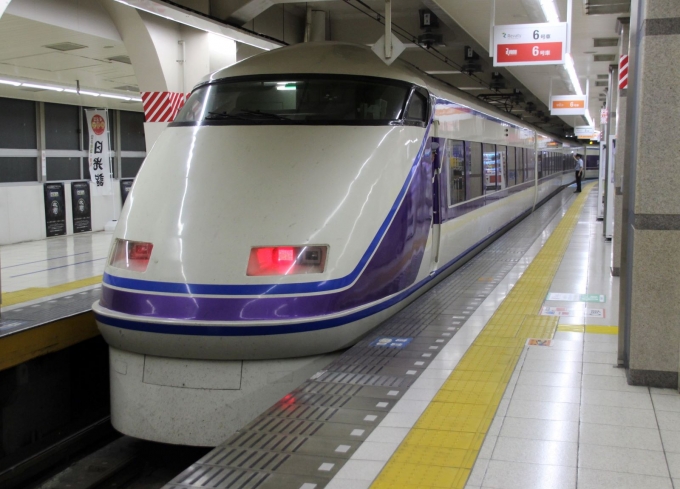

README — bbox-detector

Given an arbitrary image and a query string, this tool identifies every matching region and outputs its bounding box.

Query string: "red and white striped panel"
[141,91,189,123]
[619,54,629,90]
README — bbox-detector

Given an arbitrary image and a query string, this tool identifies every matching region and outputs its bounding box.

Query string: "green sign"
[546,292,606,303]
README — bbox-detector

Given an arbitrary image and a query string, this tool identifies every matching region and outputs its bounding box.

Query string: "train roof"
[204,42,428,87]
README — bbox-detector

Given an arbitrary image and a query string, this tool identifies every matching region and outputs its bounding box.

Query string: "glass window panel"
[174,76,411,125]
[0,157,37,182]
[446,140,465,206]
[527,149,535,181]
[507,146,516,187]
[46,157,80,181]
[405,92,427,122]
[496,145,507,190]
[121,157,144,178]
[45,103,79,149]
[468,142,483,199]
[0,98,36,149]
[120,111,146,152]
[483,143,497,192]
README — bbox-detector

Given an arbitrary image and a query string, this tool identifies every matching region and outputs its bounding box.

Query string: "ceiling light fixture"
[0,76,143,103]
[22,83,64,92]
[539,0,560,23]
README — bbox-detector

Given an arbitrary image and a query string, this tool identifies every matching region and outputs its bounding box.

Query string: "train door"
[430,131,444,271]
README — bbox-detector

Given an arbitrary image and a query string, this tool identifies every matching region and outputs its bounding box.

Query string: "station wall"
[0,97,146,245]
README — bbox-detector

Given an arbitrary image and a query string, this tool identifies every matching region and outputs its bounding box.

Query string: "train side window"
[468,142,483,199]
[527,149,535,181]
[405,91,427,122]
[446,140,466,206]
[496,145,507,190]
[507,146,516,187]
[483,143,497,192]
[516,148,524,184]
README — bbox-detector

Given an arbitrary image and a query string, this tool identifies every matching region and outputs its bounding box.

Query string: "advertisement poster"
[71,181,92,233]
[43,183,66,237]
[120,179,134,206]
[85,109,112,196]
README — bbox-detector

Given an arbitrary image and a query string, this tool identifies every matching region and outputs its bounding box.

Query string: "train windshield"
[172,76,417,126]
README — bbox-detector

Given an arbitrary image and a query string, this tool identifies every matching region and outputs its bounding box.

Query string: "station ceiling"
[0,0,631,136]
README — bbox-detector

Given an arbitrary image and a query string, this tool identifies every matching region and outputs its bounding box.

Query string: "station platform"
[163,183,680,489]
[0,232,111,370]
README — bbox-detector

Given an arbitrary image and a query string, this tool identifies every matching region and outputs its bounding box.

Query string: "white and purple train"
[94,42,581,446]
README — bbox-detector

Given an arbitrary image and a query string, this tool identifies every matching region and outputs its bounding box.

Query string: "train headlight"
[247,245,327,276]
[109,239,154,272]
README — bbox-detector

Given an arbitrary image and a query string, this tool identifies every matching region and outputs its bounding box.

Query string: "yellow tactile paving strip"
[370,184,595,489]
[1,275,102,307]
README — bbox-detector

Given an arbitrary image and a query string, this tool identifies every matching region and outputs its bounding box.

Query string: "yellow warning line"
[0,312,99,371]
[557,324,619,335]
[370,184,595,489]
[1,275,102,307]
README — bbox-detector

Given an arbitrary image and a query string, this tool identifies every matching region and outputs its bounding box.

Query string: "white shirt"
[574,157,583,171]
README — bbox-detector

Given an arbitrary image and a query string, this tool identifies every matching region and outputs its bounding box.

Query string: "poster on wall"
[71,181,92,233]
[85,109,112,196]
[43,183,66,237]
[120,179,134,207]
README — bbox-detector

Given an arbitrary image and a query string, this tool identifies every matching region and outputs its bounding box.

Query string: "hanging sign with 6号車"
[493,23,567,67]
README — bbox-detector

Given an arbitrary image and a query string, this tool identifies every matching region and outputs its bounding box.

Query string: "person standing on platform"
[574,153,584,192]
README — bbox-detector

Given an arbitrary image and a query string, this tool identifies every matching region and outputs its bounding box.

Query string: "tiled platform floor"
[465,189,680,489]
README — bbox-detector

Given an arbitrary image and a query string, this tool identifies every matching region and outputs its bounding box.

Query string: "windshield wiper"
[236,109,290,120]
[205,111,248,120]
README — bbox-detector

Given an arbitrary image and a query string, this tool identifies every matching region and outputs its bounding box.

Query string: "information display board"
[71,181,92,233]
[120,179,134,206]
[43,183,66,237]
[493,23,567,67]
[550,95,587,116]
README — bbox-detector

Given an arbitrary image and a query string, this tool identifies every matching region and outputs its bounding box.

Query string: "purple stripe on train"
[100,139,434,322]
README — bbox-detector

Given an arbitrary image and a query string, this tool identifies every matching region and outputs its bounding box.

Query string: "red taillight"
[109,239,154,272]
[247,245,327,276]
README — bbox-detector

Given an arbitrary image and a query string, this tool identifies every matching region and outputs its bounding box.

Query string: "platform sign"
[370,337,413,348]
[43,183,66,237]
[546,292,606,303]
[575,126,596,139]
[120,179,134,207]
[550,95,587,116]
[493,23,567,67]
[540,306,574,317]
[71,181,92,233]
[586,308,605,318]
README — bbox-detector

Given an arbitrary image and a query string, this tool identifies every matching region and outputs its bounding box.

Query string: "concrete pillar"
[620,0,680,388]
[614,18,630,366]
[100,0,236,149]
[612,18,630,279]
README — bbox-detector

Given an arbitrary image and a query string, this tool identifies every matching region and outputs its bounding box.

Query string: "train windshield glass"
[173,77,412,125]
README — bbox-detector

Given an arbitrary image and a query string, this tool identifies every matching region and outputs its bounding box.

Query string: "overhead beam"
[226,0,334,26]
[112,0,283,50]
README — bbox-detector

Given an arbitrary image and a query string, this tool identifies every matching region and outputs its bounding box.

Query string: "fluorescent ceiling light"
[0,75,143,102]
[539,0,560,23]
[426,70,462,75]
[22,83,63,91]
[100,93,131,100]
[458,87,486,90]
[564,54,583,96]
